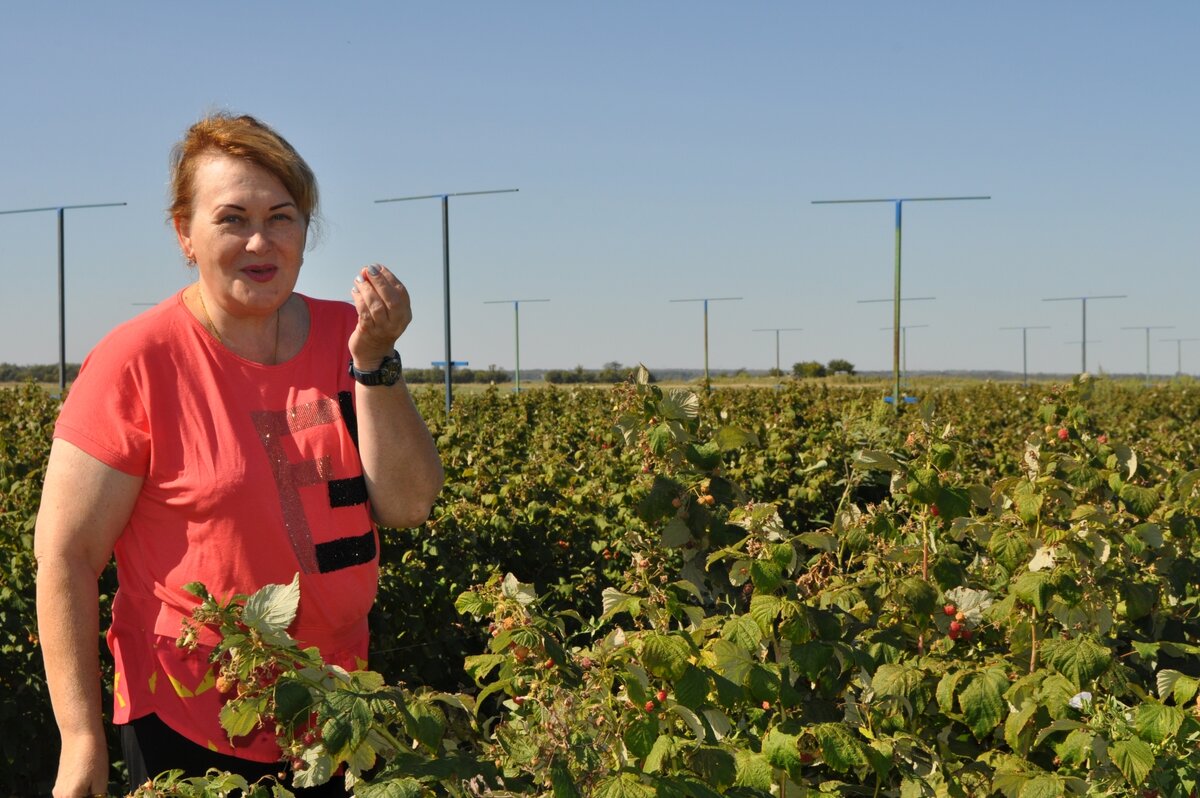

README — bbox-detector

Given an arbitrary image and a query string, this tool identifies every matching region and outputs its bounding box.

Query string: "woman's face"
[174,153,307,317]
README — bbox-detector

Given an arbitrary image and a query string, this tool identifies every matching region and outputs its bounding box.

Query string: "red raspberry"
[943,604,957,616]
[1058,428,1069,441]
[656,690,667,702]
[644,700,656,712]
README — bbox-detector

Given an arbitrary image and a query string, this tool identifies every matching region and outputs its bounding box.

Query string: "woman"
[34,113,444,796]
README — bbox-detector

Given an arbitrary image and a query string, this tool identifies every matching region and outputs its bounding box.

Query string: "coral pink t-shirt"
[55,290,378,761]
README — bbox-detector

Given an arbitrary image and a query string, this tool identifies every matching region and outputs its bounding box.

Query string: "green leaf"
[750,559,784,592]
[595,773,655,798]
[895,576,937,616]
[688,746,737,789]
[733,749,773,790]
[661,517,692,548]
[643,733,676,774]
[648,423,673,456]
[624,713,659,759]
[463,653,507,685]
[721,615,763,651]
[1041,635,1112,689]
[674,665,710,710]
[1119,484,1159,519]
[1133,702,1185,744]
[853,450,904,472]
[871,664,924,702]
[1012,571,1053,613]
[602,587,641,620]
[749,593,781,635]
[959,671,1005,740]
[453,590,490,618]
[1003,699,1038,755]
[1110,737,1155,786]
[712,425,758,452]
[405,699,445,751]
[1054,728,1094,767]
[1015,775,1065,798]
[1013,481,1043,524]
[710,640,754,686]
[273,678,313,726]
[501,573,537,605]
[242,572,300,635]
[761,727,803,770]
[684,441,723,471]
[1157,669,1199,706]
[219,696,265,739]
[989,528,1032,573]
[660,389,700,421]
[642,633,692,681]
[812,723,868,772]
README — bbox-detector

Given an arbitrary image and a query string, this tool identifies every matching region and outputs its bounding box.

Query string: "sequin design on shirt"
[251,397,373,574]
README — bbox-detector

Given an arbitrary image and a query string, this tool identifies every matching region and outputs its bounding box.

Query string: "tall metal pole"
[1,201,126,394]
[752,327,803,375]
[814,195,989,410]
[1043,295,1125,375]
[1122,326,1173,386]
[1000,326,1050,386]
[670,297,742,391]
[485,298,549,393]
[375,189,519,414]
[880,324,928,385]
[1160,337,1199,377]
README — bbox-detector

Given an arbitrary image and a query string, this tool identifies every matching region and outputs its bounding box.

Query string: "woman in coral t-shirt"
[34,113,444,797]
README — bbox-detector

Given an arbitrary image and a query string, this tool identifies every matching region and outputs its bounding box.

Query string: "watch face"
[380,356,403,385]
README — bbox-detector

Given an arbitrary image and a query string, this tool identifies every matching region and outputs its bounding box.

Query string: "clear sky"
[2,2,1197,376]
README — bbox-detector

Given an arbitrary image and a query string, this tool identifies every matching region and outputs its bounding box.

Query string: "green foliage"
[791,360,827,378]
[8,375,1200,795]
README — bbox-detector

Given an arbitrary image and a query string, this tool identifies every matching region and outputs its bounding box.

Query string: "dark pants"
[120,714,348,796]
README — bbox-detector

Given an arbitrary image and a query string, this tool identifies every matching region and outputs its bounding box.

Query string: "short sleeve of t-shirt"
[55,319,157,477]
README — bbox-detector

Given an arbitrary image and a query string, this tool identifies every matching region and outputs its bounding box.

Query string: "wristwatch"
[348,350,403,386]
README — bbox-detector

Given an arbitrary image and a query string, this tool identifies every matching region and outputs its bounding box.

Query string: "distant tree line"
[404,366,512,384]
[792,359,856,378]
[544,362,653,385]
[0,363,81,383]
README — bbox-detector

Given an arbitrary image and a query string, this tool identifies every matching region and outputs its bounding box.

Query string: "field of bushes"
[3,373,1200,796]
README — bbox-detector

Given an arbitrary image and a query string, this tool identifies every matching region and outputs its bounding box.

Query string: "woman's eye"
[219,215,243,225]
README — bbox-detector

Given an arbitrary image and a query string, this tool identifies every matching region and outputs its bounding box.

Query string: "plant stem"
[1029,608,1038,673]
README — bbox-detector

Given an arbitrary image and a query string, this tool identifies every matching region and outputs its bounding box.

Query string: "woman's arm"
[348,264,445,528]
[35,439,143,798]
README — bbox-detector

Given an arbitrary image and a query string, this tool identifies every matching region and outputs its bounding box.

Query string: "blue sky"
[2,2,1197,376]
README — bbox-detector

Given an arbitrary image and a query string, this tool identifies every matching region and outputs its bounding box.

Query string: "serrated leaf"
[1027,545,1058,572]
[643,733,676,774]
[1016,775,1065,798]
[1157,669,1199,706]
[710,639,754,686]
[642,633,692,681]
[1133,702,1185,744]
[602,587,640,619]
[1119,484,1159,519]
[624,714,659,759]
[670,704,706,741]
[219,696,265,739]
[990,528,1032,573]
[812,723,868,772]
[661,389,700,420]
[1110,737,1154,786]
[1013,481,1043,524]
[959,672,1005,740]
[721,615,763,651]
[733,749,773,789]
[1013,571,1053,612]
[1055,728,1094,767]
[750,559,784,592]
[749,593,781,635]
[761,727,803,770]
[1042,635,1112,689]
[595,773,655,798]
[674,665,710,710]
[872,664,924,701]
[273,678,313,726]
[1004,700,1038,755]
[242,573,300,635]
[689,745,737,789]
[453,590,490,618]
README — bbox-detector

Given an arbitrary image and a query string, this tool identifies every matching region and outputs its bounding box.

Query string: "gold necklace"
[196,285,282,364]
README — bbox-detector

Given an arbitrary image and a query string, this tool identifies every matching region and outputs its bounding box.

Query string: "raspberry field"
[3,374,1200,796]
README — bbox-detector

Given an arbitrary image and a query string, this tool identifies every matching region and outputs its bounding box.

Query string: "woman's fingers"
[351,264,412,340]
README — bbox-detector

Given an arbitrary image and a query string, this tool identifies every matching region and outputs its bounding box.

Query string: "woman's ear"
[173,216,194,262]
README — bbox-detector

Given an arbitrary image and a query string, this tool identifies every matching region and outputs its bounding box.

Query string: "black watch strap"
[348,350,403,386]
